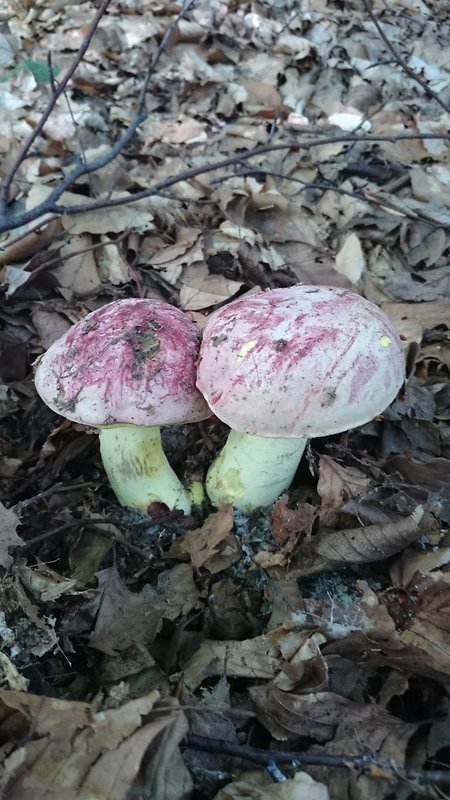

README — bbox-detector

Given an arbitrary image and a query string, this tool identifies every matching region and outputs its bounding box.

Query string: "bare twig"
[361,0,450,115]
[185,734,450,788]
[1,130,449,234]
[0,0,113,209]
[0,0,197,232]
[220,169,447,232]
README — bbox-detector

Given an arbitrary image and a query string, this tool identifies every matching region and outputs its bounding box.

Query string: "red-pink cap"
[196,285,404,438]
[35,298,211,426]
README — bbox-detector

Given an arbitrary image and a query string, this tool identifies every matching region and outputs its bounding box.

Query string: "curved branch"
[0,0,113,209]
[1,130,448,234]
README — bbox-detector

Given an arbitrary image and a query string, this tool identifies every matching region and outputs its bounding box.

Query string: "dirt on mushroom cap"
[35,298,211,427]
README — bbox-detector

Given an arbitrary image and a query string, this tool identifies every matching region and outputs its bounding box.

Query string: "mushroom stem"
[99,425,191,513]
[206,429,307,513]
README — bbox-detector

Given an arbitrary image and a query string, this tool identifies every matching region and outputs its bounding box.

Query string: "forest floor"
[1,1,450,798]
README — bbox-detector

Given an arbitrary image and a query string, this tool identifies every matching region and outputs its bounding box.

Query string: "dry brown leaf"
[145,116,207,145]
[411,165,450,207]
[385,454,450,509]
[179,262,243,310]
[315,505,424,564]
[68,526,115,586]
[275,241,353,289]
[17,560,78,602]
[156,562,200,620]
[270,496,318,548]
[150,227,203,286]
[0,652,28,692]
[213,771,329,800]
[317,456,372,526]
[259,497,318,572]
[249,684,417,749]
[97,235,130,284]
[320,580,450,683]
[31,308,72,349]
[89,566,166,654]
[0,220,64,266]
[0,688,187,800]
[0,502,24,569]
[390,546,450,588]
[400,576,450,674]
[169,505,240,573]
[335,232,366,284]
[54,233,102,297]
[381,298,450,345]
[182,633,281,691]
[292,506,424,577]
[272,630,328,693]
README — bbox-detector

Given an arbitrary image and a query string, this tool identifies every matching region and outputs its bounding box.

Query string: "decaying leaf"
[213,771,329,800]
[381,298,450,344]
[168,505,240,573]
[0,502,24,568]
[390,545,450,588]
[53,233,102,297]
[89,563,200,654]
[179,262,243,310]
[249,684,417,750]
[270,495,317,548]
[0,689,187,800]
[317,455,372,525]
[292,506,424,576]
[400,576,450,675]
[335,232,365,284]
[89,566,166,654]
[182,633,281,692]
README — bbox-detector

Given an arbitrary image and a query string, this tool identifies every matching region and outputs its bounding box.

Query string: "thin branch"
[0,0,113,208]
[185,734,450,788]
[0,0,197,230]
[361,0,450,115]
[222,169,447,232]
[1,130,449,234]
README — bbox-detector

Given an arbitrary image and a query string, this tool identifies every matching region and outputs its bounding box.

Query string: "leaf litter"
[0,0,450,798]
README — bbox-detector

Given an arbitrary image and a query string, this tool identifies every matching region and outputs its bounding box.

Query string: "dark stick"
[0,0,113,209]
[1,130,449,234]
[185,734,450,787]
[361,0,450,115]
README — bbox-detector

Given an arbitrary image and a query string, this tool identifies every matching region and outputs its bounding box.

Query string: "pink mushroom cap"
[35,298,211,427]
[196,285,405,438]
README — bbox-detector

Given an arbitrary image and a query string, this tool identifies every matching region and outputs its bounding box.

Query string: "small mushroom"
[35,298,211,514]
[196,285,405,513]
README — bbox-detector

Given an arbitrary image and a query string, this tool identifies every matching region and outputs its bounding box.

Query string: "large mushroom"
[35,298,211,514]
[196,285,405,513]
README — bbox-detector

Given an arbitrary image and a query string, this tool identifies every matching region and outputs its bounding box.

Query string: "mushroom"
[35,298,211,514]
[196,285,405,513]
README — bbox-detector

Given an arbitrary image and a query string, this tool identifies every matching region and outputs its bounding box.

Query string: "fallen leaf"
[54,233,102,297]
[335,232,366,284]
[89,566,165,654]
[213,771,329,800]
[169,506,240,573]
[179,262,242,310]
[182,633,281,692]
[0,502,24,569]
[400,576,450,675]
[97,235,130,284]
[317,456,372,526]
[381,298,450,345]
[390,546,450,588]
[0,688,187,800]
[292,506,424,576]
[249,685,417,748]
